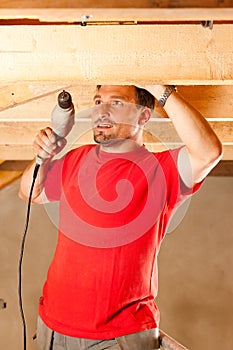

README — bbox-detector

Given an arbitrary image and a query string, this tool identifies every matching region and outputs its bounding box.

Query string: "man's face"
[91,85,143,146]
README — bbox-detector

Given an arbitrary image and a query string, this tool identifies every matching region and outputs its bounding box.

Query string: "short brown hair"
[134,86,155,110]
[96,85,155,110]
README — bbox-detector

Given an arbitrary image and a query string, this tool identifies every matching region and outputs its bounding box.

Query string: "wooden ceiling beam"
[1,160,233,177]
[0,8,232,23]
[0,84,232,160]
[0,0,232,8]
[1,120,232,144]
[0,24,232,84]
[208,160,233,176]
[0,119,232,160]
[1,84,233,119]
[1,144,232,162]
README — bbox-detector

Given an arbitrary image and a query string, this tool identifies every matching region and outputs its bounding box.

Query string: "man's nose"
[94,103,111,118]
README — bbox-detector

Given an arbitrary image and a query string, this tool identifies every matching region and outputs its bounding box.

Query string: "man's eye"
[111,101,123,107]
[95,100,102,105]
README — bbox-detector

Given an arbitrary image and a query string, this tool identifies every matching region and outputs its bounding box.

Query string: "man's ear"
[138,107,152,126]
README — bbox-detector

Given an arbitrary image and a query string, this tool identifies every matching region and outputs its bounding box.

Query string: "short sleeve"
[155,147,205,210]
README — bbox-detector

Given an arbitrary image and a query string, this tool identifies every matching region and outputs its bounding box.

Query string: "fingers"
[33,127,66,161]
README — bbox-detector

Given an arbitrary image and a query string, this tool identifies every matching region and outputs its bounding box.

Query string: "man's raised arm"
[144,85,223,187]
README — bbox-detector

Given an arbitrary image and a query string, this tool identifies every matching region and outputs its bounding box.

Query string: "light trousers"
[37,317,160,350]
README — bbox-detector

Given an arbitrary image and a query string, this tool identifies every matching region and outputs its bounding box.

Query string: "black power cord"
[18,163,40,350]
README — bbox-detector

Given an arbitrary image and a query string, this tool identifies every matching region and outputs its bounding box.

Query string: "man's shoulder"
[150,147,181,162]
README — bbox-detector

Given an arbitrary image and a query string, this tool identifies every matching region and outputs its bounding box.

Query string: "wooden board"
[0,83,232,160]
[0,8,233,23]
[0,0,232,8]
[0,24,232,84]
[0,143,232,161]
[2,159,233,177]
[209,160,233,176]
[0,170,22,189]
[0,119,232,160]
[1,84,232,118]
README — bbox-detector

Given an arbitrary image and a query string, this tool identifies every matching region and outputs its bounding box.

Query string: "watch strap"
[157,85,176,107]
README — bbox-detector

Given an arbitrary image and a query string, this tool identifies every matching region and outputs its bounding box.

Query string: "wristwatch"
[157,85,177,107]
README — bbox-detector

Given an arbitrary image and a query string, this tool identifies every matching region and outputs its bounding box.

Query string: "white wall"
[0,176,232,349]
[157,176,233,349]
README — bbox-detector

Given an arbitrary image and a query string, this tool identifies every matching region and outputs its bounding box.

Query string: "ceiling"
[0,0,233,186]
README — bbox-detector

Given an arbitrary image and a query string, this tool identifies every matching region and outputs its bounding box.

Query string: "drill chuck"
[58,90,73,109]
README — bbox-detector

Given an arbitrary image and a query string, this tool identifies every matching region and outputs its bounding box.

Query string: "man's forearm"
[18,158,51,203]
[160,86,221,160]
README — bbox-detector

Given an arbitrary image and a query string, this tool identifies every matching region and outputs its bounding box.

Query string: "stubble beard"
[93,130,114,144]
[93,122,140,146]
[93,131,133,148]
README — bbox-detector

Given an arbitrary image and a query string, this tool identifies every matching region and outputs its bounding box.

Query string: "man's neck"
[99,138,143,153]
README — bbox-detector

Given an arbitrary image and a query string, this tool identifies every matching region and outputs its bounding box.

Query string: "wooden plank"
[0,8,233,23]
[178,86,233,118]
[0,143,232,161]
[160,329,188,350]
[0,170,22,188]
[0,145,34,160]
[0,83,96,114]
[0,0,231,8]
[0,119,232,158]
[0,25,232,84]
[0,160,23,190]
[0,83,232,161]
[0,84,232,160]
[1,84,232,119]
[0,162,22,189]
[0,160,30,170]
[141,143,233,161]
[3,159,233,176]
[0,119,232,144]
[209,160,233,176]
[147,120,233,143]
[0,83,66,111]
[220,145,233,161]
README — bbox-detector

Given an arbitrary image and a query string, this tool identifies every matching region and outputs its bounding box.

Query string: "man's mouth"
[96,123,113,129]
[95,119,115,129]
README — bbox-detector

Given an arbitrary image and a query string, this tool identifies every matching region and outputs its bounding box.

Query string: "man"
[19,85,222,350]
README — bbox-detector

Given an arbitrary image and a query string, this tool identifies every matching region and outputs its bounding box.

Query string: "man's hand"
[33,127,67,162]
[18,127,67,203]
[136,85,166,101]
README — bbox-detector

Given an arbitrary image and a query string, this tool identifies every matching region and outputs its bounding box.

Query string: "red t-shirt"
[39,145,202,339]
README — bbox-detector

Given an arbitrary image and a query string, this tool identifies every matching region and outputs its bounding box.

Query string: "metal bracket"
[0,298,7,309]
[200,20,214,30]
[80,14,93,26]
